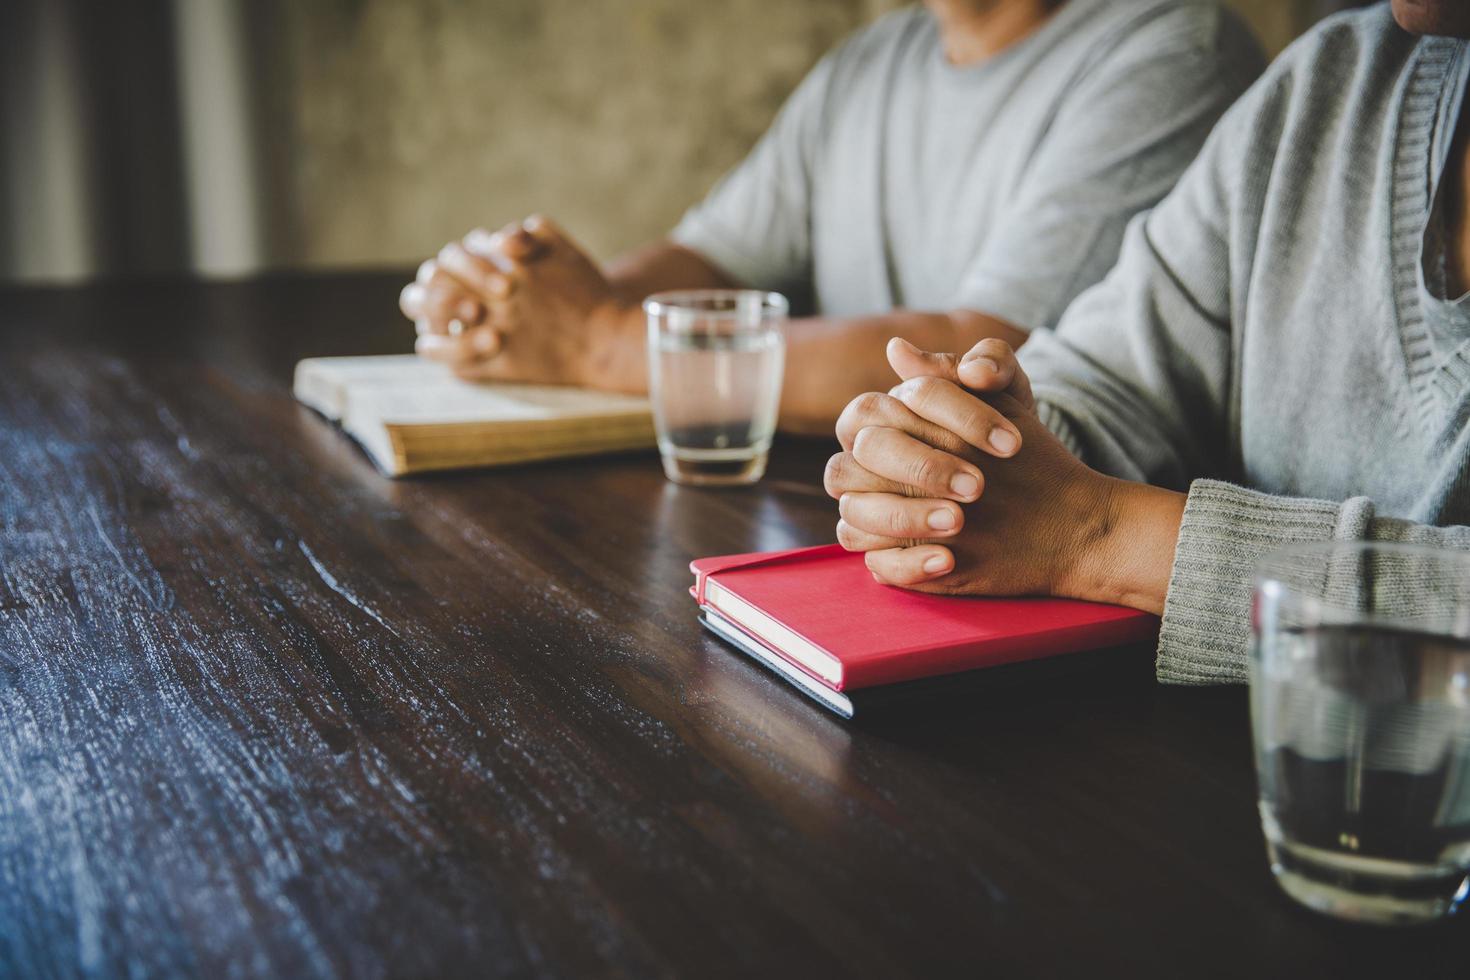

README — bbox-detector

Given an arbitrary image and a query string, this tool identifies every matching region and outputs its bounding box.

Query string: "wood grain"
[0,273,1465,978]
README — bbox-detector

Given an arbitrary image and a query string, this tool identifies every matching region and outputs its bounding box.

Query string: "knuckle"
[883,505,911,537]
[852,390,890,420]
[840,392,887,436]
[398,284,420,315]
[957,404,990,439]
[907,454,939,489]
[823,452,851,497]
[900,376,949,412]
[911,375,946,398]
[887,378,918,402]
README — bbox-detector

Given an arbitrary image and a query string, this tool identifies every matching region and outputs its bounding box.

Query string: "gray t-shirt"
[1018,7,1470,683]
[671,0,1264,326]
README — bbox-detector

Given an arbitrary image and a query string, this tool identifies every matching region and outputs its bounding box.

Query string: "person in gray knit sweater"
[822,0,1470,685]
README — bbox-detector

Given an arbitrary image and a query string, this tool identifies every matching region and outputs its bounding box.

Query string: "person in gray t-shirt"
[400,0,1262,432]
[823,1,1470,684]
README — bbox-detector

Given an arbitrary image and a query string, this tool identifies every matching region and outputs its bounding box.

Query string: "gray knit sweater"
[1018,7,1470,684]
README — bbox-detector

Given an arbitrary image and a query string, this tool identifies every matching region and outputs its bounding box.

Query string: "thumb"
[522,213,573,252]
[463,225,542,271]
[956,338,1034,409]
[886,337,963,383]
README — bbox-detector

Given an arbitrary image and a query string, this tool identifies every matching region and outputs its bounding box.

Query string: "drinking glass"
[1250,541,1470,924]
[644,289,787,486]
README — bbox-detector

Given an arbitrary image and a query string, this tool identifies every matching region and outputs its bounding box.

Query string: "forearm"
[585,252,1031,425]
[602,240,741,307]
[778,309,1030,435]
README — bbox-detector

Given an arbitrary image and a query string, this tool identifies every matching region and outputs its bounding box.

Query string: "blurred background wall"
[0,0,1360,283]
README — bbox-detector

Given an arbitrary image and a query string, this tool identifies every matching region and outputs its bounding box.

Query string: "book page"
[297,354,446,389]
[299,354,649,424]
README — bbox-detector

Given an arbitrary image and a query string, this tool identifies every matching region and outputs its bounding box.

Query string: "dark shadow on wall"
[0,1,189,278]
[0,0,299,282]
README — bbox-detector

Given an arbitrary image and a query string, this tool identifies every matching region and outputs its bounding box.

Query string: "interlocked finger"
[415,326,501,365]
[835,390,975,458]
[438,242,514,302]
[839,491,963,539]
[850,426,984,502]
[824,451,918,499]
[886,374,1022,457]
[864,546,956,585]
[836,520,926,553]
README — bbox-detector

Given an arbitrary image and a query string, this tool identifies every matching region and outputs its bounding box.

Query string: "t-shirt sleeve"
[668,48,838,295]
[951,7,1265,330]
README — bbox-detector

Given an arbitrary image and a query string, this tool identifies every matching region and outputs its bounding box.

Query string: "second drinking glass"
[643,290,787,486]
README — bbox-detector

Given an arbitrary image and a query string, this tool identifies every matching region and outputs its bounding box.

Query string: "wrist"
[1061,476,1185,614]
[577,298,644,391]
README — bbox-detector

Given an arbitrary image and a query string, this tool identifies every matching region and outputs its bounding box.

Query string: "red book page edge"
[689,544,844,605]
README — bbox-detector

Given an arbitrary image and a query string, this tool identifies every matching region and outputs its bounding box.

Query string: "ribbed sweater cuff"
[1157,480,1344,685]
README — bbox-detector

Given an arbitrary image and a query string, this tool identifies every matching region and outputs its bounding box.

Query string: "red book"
[691,544,1158,718]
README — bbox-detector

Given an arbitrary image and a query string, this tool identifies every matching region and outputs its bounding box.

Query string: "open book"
[293,354,655,476]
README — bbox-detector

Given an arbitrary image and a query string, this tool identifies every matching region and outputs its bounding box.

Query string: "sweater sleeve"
[1161,484,1470,684]
[1018,53,1470,684]
[1018,28,1290,488]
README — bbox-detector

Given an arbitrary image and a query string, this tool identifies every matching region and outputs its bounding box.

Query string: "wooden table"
[1,273,1466,978]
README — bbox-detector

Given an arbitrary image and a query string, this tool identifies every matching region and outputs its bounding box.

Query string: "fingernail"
[923,554,951,574]
[474,330,498,352]
[988,428,1019,455]
[950,473,979,499]
[926,508,956,531]
[447,318,464,337]
[974,357,1001,375]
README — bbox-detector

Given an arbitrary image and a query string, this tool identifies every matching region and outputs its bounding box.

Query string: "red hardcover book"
[691,544,1158,718]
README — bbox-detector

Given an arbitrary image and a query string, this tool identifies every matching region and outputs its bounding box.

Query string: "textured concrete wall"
[259,0,1326,271]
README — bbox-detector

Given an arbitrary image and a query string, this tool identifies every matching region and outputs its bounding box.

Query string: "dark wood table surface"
[2,273,1466,978]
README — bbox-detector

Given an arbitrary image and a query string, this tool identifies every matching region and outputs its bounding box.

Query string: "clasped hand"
[397,215,621,384]
[826,337,1118,600]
